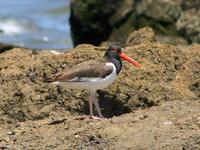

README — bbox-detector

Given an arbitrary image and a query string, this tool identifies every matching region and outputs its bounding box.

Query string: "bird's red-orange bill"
[119,53,141,68]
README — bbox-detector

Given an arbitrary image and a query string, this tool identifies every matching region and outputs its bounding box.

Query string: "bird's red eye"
[117,50,121,53]
[111,47,121,53]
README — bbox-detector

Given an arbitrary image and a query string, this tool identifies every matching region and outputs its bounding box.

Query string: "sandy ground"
[1,100,200,150]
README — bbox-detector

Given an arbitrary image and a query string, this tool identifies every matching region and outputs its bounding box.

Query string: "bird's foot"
[90,116,107,120]
[74,115,107,121]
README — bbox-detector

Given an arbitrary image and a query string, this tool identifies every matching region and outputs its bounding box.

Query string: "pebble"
[75,134,80,138]
[7,131,15,135]
[0,144,11,149]
[163,121,173,125]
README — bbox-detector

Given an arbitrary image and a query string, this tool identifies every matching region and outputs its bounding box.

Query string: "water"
[0,0,73,49]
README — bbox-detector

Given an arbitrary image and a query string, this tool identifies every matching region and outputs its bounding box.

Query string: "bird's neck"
[104,56,122,74]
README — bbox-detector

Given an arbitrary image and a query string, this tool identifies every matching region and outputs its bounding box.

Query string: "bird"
[44,45,141,120]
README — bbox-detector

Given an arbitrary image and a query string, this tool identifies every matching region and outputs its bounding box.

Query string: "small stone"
[7,131,15,135]
[163,121,173,125]
[0,144,11,149]
[75,134,80,138]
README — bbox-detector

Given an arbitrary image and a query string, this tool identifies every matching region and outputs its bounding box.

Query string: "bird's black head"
[104,45,141,74]
[104,45,122,60]
[104,45,123,74]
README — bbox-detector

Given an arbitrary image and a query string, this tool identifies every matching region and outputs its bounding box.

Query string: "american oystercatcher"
[45,45,141,119]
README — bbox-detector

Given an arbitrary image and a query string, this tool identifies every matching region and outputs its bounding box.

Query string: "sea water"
[0,0,73,49]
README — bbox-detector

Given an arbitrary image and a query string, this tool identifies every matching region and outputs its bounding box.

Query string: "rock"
[0,28,199,121]
[176,9,200,43]
[69,0,200,45]
[181,0,200,10]
[136,0,181,23]
[0,42,15,53]
[70,0,120,45]
[1,101,200,149]
[125,27,156,46]
[70,0,134,46]
[0,29,200,149]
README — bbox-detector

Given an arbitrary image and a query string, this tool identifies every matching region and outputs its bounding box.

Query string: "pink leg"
[93,96,104,118]
[89,92,105,120]
[88,93,94,117]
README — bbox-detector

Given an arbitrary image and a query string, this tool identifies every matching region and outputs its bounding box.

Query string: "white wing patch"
[69,77,102,82]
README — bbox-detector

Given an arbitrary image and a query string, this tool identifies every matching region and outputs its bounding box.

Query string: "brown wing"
[44,58,113,82]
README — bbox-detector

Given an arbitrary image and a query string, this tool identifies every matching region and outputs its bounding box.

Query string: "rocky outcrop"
[0,28,200,149]
[70,0,200,45]
[70,0,120,45]
[1,100,200,149]
[125,27,156,46]
[176,8,200,43]
[70,0,135,46]
[136,0,181,23]
[0,42,16,53]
